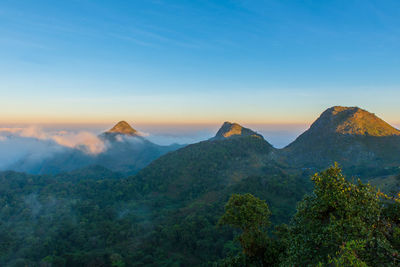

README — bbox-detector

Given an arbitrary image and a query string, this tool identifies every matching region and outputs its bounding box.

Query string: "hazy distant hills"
[281,106,400,173]
[10,121,183,175]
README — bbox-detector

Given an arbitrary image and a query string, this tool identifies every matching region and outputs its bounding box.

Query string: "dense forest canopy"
[0,164,399,266]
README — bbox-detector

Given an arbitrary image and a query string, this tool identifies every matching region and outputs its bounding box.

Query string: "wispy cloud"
[0,127,105,154]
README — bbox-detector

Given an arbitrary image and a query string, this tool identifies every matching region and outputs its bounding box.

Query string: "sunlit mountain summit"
[212,121,263,140]
[105,121,140,136]
[282,106,400,172]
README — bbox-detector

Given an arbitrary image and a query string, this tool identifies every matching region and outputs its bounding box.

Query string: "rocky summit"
[308,106,400,137]
[282,106,400,170]
[213,121,263,140]
[105,121,139,136]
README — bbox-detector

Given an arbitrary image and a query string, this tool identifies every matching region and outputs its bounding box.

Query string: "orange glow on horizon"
[0,114,313,126]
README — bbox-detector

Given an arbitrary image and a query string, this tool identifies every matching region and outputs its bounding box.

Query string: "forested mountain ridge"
[134,123,277,198]
[281,106,400,173]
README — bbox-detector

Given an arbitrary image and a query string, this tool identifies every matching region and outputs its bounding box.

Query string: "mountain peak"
[283,106,400,168]
[311,106,400,137]
[213,121,263,140]
[106,121,138,136]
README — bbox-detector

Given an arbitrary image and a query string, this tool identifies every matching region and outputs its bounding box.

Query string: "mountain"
[131,122,304,217]
[212,121,263,140]
[105,120,139,136]
[10,121,184,175]
[282,106,400,173]
[95,122,183,174]
[122,122,309,264]
[136,122,277,198]
[299,106,400,137]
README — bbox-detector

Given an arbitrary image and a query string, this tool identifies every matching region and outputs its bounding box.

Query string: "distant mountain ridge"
[133,106,400,202]
[282,106,400,171]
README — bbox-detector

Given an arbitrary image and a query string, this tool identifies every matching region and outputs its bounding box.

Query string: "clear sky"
[0,0,399,125]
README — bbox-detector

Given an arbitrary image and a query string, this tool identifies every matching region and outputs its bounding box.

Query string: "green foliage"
[212,252,247,267]
[110,253,125,267]
[284,164,400,266]
[219,194,283,266]
[219,194,270,262]
[324,240,368,267]
[219,194,271,232]
[216,165,400,266]
[0,149,306,267]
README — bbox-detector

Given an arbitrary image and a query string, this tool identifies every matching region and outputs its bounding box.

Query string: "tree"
[284,164,399,266]
[219,193,277,266]
[321,240,368,267]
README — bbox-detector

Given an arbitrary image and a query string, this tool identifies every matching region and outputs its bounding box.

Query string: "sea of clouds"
[0,127,106,170]
[0,127,105,153]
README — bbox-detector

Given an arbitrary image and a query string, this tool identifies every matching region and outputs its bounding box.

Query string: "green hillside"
[282,106,400,174]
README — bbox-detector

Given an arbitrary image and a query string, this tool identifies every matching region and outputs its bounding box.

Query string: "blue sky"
[0,0,399,125]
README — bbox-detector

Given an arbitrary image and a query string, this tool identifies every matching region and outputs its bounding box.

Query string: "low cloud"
[0,127,107,171]
[137,131,150,137]
[0,127,105,154]
[51,131,105,154]
[114,134,146,145]
[0,135,62,170]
